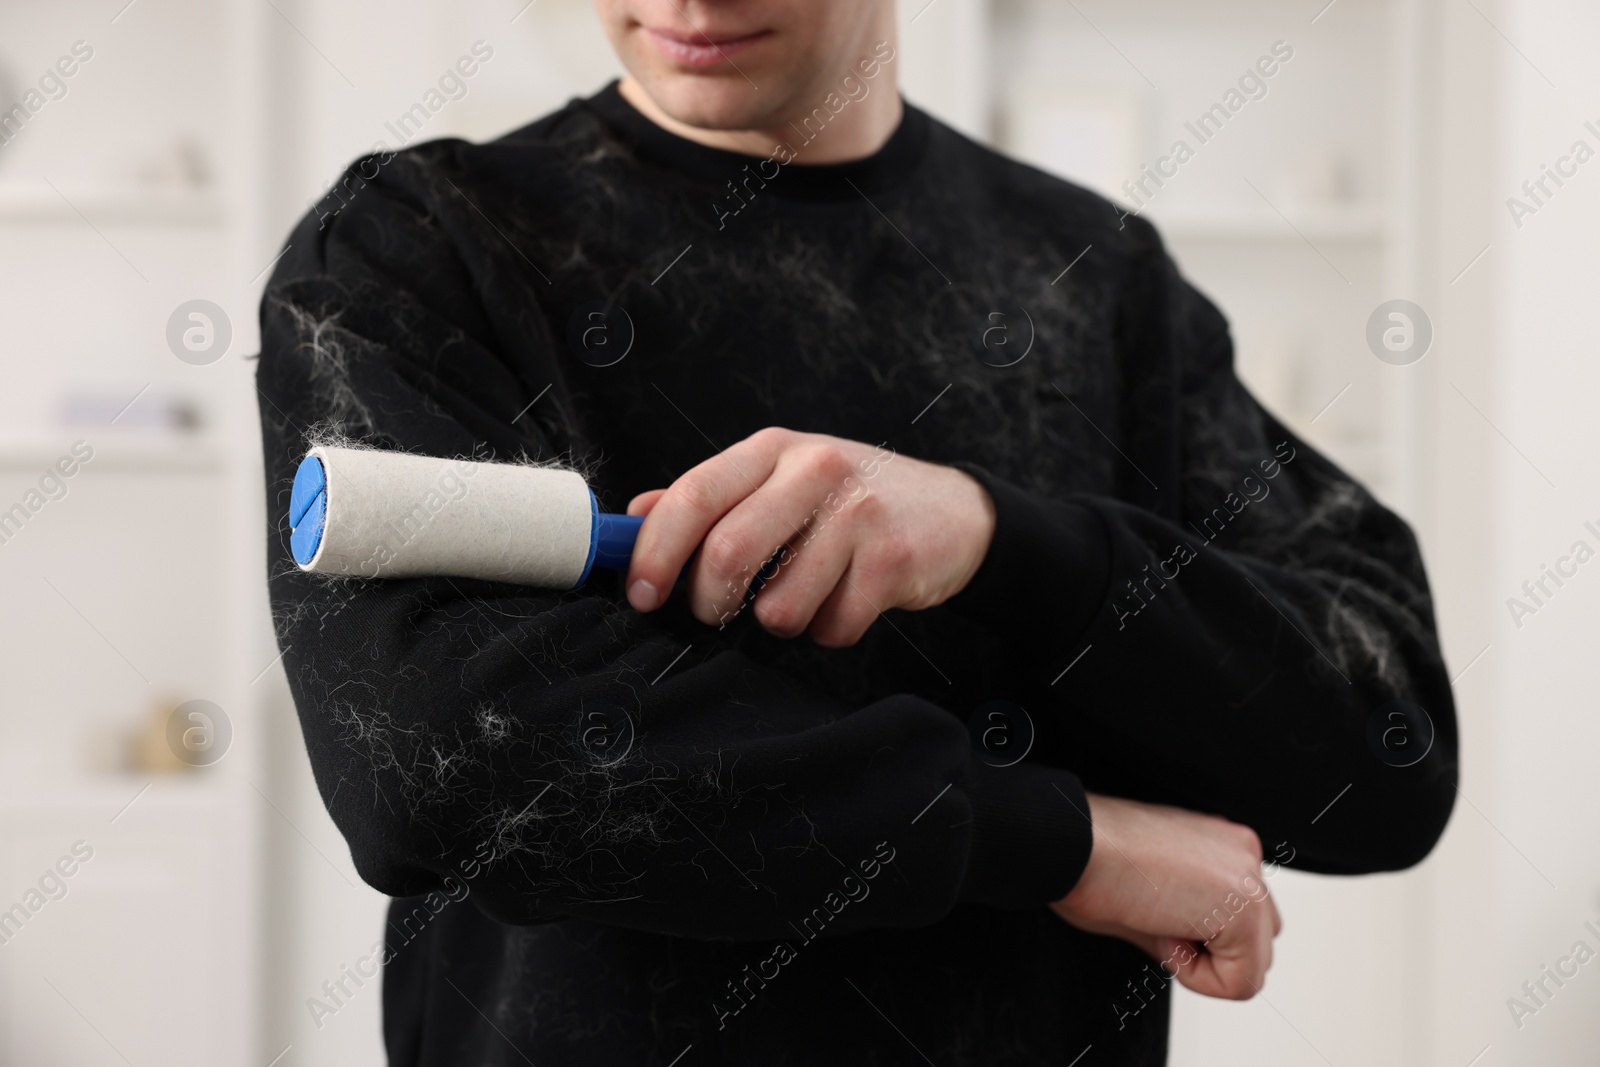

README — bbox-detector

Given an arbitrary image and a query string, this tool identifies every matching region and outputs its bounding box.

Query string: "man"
[257,1,1457,1063]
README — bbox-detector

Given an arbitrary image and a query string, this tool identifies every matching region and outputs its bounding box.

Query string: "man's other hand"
[623,427,995,646]
[1051,792,1284,1001]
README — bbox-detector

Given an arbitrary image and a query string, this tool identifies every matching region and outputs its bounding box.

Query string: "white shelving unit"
[0,0,268,1063]
[987,0,1418,510]
[1155,203,1389,242]
[0,182,226,225]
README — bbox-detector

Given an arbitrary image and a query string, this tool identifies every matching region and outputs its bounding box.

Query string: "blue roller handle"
[589,508,699,591]
[581,508,644,583]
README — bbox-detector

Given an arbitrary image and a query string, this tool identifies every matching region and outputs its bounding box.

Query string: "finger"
[1267,892,1283,938]
[1174,942,1250,1001]
[1173,919,1243,1000]
[626,429,789,611]
[626,488,669,517]
[687,446,861,627]
[749,514,856,638]
[806,561,887,648]
[1246,906,1273,992]
[1186,910,1271,1000]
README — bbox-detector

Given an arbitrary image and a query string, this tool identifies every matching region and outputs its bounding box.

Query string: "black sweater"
[256,82,1457,1066]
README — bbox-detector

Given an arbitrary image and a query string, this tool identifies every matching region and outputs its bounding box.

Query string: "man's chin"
[633,73,786,133]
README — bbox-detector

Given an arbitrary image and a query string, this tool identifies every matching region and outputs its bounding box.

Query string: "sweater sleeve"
[255,153,1094,942]
[943,243,1457,877]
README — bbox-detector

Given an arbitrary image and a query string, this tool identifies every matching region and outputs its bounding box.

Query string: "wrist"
[960,757,1096,910]
[941,467,996,603]
[1060,791,1110,906]
[936,463,1112,658]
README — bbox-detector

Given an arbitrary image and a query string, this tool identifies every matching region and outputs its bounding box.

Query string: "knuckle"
[1212,817,1261,862]
[675,475,721,516]
[790,441,851,483]
[809,613,855,649]
[858,532,914,594]
[701,529,751,578]
[814,600,875,649]
[1237,825,1264,863]
[753,594,804,638]
[751,425,793,449]
[803,443,855,483]
[812,626,861,650]
[846,482,883,519]
[876,529,915,578]
[695,574,746,619]
[691,591,733,628]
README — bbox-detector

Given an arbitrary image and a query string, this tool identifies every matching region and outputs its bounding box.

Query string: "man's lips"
[643,26,770,68]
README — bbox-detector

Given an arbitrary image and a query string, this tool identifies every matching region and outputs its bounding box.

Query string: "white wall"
[1473,0,1600,1059]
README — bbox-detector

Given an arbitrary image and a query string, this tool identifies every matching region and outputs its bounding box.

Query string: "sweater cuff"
[943,463,1112,656]
[958,755,1095,910]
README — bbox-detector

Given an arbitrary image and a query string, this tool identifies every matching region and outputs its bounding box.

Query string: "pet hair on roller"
[288,446,642,590]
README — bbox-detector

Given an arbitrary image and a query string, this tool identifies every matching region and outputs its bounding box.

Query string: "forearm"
[941,463,1457,873]
[277,572,1094,938]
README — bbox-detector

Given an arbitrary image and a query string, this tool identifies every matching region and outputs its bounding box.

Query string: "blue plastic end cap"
[578,493,646,587]
[577,489,600,586]
[289,455,327,567]
[593,512,644,571]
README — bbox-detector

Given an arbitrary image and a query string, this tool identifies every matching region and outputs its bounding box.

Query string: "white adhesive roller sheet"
[290,446,599,589]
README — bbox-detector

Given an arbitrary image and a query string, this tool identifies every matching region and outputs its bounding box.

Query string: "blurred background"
[0,0,1590,1063]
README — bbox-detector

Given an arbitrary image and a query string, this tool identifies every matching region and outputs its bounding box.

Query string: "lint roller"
[288,446,643,589]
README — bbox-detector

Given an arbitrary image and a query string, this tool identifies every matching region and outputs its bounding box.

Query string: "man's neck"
[617,64,903,166]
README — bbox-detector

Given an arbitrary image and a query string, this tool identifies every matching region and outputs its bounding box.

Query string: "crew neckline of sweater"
[580,78,931,203]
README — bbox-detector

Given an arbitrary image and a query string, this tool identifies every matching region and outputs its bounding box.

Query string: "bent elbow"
[1370,774,1456,871]
[1315,763,1458,875]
